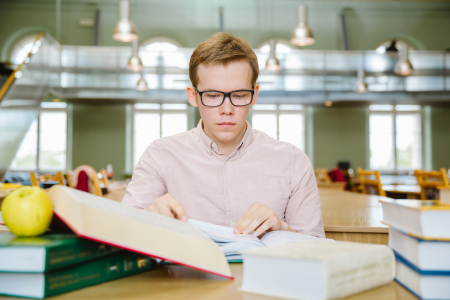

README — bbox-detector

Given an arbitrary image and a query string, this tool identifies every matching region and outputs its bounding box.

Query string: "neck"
[203,121,247,156]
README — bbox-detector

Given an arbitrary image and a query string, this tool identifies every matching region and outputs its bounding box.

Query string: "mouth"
[218,122,236,128]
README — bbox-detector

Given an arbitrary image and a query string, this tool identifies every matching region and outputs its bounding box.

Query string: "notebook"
[380,198,450,240]
[189,219,332,261]
[47,185,232,279]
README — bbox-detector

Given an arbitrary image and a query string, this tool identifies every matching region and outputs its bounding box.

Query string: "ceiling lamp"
[127,39,143,72]
[290,5,315,47]
[265,39,282,71]
[395,45,413,76]
[136,72,149,91]
[113,0,138,42]
[355,69,368,94]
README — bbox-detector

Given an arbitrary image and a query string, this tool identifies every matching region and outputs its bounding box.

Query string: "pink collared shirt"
[122,120,325,238]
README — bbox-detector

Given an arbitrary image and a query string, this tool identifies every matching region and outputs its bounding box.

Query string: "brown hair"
[189,32,259,88]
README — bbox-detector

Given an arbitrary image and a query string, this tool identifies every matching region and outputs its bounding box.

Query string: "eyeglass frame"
[195,88,255,107]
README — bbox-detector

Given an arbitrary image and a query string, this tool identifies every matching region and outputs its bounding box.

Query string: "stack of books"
[380,198,450,300]
[0,232,154,298]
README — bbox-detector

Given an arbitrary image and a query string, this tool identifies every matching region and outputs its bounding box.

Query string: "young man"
[122,33,324,238]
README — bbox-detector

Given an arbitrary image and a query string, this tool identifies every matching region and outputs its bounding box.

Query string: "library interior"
[0,0,450,299]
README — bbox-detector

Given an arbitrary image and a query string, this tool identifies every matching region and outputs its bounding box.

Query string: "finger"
[234,203,261,233]
[145,203,160,214]
[156,201,177,219]
[166,195,188,222]
[242,207,273,234]
[253,216,279,237]
[239,205,269,234]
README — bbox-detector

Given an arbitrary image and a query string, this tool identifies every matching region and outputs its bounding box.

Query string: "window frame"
[249,104,306,151]
[368,105,422,173]
[132,103,189,167]
[9,104,69,173]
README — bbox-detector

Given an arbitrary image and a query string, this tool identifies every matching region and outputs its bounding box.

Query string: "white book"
[395,256,450,300]
[380,198,450,240]
[240,240,395,300]
[189,219,331,261]
[389,227,450,271]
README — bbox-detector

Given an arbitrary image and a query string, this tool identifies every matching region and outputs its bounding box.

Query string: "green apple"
[1,186,53,237]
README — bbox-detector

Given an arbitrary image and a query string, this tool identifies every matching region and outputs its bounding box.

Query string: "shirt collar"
[196,119,254,156]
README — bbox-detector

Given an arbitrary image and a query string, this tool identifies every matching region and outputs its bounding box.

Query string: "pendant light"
[113,0,138,42]
[355,54,368,94]
[136,71,149,91]
[265,39,282,71]
[395,45,413,76]
[290,5,315,47]
[127,39,143,72]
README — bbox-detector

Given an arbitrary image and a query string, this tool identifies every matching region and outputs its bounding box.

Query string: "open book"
[189,219,332,261]
[46,185,232,279]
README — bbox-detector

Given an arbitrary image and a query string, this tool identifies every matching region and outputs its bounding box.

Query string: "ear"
[186,86,199,108]
[249,84,260,106]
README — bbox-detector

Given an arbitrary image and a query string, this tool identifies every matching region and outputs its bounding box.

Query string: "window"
[258,39,293,54]
[9,34,39,65]
[10,102,68,171]
[133,103,189,167]
[374,39,416,55]
[369,105,421,172]
[250,104,305,151]
[141,36,181,52]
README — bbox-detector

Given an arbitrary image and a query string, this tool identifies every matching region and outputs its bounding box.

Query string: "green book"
[0,251,154,299]
[0,233,121,272]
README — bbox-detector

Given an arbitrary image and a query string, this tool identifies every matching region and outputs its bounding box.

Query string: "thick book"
[0,232,121,272]
[189,219,332,261]
[380,198,450,240]
[47,185,232,279]
[240,240,395,300]
[0,251,153,299]
[389,227,450,271]
[395,253,450,300]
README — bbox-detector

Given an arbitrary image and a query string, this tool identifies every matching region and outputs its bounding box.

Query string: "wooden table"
[317,181,346,191]
[0,263,416,300]
[383,185,421,199]
[319,189,389,245]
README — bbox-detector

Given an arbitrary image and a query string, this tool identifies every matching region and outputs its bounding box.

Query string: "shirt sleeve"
[121,141,168,209]
[285,146,325,238]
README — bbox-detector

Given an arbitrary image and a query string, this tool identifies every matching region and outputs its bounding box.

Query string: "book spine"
[323,246,395,299]
[44,252,153,297]
[45,240,121,271]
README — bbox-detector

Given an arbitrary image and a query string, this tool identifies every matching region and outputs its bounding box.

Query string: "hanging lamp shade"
[355,69,368,94]
[290,5,315,47]
[113,0,138,42]
[127,39,143,72]
[137,72,149,91]
[395,45,413,76]
[265,39,282,71]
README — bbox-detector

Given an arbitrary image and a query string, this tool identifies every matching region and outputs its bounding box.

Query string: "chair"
[30,171,65,188]
[357,168,386,197]
[99,169,110,187]
[65,169,74,188]
[414,168,450,200]
[315,168,331,183]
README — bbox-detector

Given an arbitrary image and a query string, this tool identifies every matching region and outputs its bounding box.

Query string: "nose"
[220,95,234,115]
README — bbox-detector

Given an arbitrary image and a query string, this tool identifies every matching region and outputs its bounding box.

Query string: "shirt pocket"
[246,178,290,218]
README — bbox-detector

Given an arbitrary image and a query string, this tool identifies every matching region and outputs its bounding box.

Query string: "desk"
[383,185,421,199]
[320,189,389,245]
[317,181,346,191]
[0,263,415,300]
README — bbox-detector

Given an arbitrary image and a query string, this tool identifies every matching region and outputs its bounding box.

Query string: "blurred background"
[1,0,450,193]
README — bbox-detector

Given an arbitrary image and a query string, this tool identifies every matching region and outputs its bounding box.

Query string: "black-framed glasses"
[195,88,254,107]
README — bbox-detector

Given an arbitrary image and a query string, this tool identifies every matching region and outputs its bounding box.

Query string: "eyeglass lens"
[202,91,252,107]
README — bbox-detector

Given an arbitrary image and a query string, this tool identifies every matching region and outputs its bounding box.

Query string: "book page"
[261,231,333,247]
[189,219,264,246]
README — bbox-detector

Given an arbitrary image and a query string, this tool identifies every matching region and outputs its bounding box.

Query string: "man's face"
[187,60,259,146]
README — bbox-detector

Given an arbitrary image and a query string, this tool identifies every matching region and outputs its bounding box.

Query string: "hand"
[145,193,188,222]
[233,203,293,237]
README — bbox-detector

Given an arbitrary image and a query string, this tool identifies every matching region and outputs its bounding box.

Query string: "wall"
[2,0,450,61]
[72,104,126,179]
[312,105,367,170]
[431,105,450,170]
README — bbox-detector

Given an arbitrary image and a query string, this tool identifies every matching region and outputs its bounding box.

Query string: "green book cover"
[0,251,154,299]
[0,233,121,272]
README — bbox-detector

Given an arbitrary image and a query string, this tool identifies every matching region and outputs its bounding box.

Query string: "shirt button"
[226,190,231,195]
[228,221,232,227]
[265,184,270,189]
[225,161,230,165]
